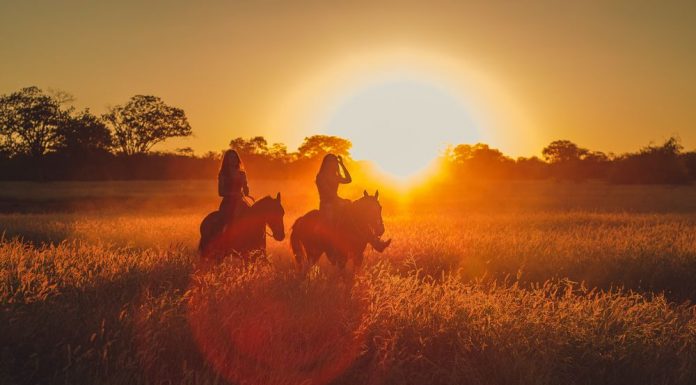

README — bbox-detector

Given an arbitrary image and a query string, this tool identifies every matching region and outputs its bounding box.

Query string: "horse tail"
[198,235,205,254]
[198,231,211,255]
[290,218,306,269]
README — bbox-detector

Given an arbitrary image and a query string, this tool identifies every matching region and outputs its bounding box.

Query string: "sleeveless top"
[218,171,247,198]
[316,173,340,204]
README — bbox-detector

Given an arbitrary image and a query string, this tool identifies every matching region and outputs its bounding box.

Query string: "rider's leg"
[219,197,236,231]
[319,200,338,258]
[232,198,245,221]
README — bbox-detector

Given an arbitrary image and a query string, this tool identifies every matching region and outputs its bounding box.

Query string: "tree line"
[442,137,696,184]
[0,86,694,183]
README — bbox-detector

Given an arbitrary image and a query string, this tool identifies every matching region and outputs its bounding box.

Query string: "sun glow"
[320,75,477,179]
[270,48,538,181]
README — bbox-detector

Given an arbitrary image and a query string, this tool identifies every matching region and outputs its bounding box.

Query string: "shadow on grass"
[0,259,218,385]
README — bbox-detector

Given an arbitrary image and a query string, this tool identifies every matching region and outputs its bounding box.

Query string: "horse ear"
[276,192,281,202]
[363,190,368,197]
[375,190,379,199]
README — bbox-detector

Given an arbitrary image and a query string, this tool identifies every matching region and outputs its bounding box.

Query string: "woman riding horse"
[315,154,389,251]
[291,190,390,273]
[316,154,352,223]
[200,194,285,262]
[218,150,250,228]
[199,149,285,263]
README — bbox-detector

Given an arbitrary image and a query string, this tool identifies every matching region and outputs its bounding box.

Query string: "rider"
[218,149,249,229]
[315,154,389,251]
[316,154,352,221]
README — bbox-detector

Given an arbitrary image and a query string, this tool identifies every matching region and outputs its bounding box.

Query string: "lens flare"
[186,264,368,385]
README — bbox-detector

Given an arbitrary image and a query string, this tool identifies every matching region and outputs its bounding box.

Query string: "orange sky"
[1,1,695,158]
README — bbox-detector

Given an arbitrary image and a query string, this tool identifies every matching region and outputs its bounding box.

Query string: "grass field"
[2,180,696,385]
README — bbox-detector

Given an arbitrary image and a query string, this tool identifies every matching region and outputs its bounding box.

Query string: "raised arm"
[337,156,352,184]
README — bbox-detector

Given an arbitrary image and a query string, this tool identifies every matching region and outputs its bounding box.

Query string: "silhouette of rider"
[315,154,389,251]
[218,149,249,229]
[316,154,352,219]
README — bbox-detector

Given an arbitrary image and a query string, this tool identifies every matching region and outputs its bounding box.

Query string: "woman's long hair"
[219,149,244,178]
[317,154,340,179]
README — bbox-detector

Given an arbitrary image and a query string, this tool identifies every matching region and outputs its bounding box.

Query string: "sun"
[318,74,479,179]
[270,49,539,177]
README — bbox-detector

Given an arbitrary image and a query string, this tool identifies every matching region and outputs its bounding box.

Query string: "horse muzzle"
[273,230,285,242]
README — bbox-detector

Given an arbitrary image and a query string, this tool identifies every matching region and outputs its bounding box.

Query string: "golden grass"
[2,180,696,384]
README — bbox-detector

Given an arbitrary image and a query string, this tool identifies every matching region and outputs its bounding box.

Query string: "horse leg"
[301,246,322,276]
[335,252,348,270]
[352,251,365,273]
[291,229,308,273]
[335,252,357,286]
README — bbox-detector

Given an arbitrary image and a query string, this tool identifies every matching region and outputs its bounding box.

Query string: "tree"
[104,95,192,155]
[515,156,549,179]
[202,151,221,161]
[268,143,289,160]
[229,136,290,160]
[640,136,683,157]
[683,151,696,181]
[449,143,508,164]
[0,86,67,157]
[583,151,609,163]
[229,136,270,155]
[47,88,76,106]
[610,137,689,184]
[54,109,112,156]
[296,135,352,159]
[175,147,195,157]
[542,140,588,163]
[446,143,514,178]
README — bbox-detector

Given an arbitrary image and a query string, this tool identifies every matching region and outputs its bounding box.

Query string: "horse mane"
[254,195,274,205]
[251,195,282,215]
[248,195,276,208]
[351,194,378,211]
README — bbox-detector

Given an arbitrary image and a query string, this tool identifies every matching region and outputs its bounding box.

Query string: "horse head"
[256,192,285,241]
[356,189,385,237]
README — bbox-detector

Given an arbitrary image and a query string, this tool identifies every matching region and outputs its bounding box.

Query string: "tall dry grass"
[2,180,696,384]
[2,208,695,299]
[3,239,696,384]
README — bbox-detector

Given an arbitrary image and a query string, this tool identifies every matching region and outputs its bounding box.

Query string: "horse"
[199,193,285,263]
[291,190,390,274]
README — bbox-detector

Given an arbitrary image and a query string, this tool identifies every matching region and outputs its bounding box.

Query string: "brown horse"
[291,190,390,273]
[199,193,285,262]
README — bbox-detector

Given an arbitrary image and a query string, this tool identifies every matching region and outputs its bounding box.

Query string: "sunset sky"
[2,1,695,165]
